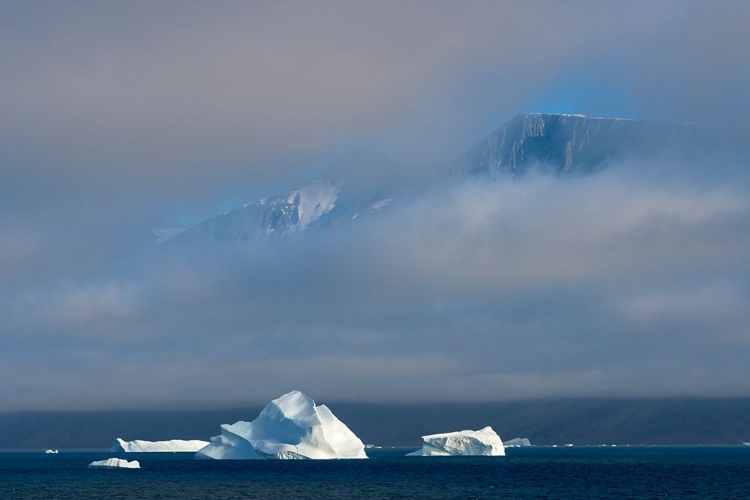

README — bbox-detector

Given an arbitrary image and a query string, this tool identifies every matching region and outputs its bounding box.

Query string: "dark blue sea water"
[2,447,750,499]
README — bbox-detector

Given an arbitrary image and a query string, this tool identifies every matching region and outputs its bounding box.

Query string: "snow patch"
[368,198,393,212]
[151,227,186,244]
[286,180,340,231]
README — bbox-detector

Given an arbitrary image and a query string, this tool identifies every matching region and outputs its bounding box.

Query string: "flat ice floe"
[406,426,505,456]
[195,390,367,460]
[111,438,209,453]
[89,458,140,469]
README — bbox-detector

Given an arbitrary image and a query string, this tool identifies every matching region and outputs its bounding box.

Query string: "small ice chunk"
[504,437,531,447]
[89,458,140,469]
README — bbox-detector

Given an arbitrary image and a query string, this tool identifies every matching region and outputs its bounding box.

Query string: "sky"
[1,0,750,410]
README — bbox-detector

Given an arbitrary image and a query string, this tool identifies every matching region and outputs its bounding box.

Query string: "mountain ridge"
[164,113,750,245]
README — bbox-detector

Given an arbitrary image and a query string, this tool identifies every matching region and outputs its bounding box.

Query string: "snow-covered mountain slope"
[168,151,408,244]
[177,180,344,242]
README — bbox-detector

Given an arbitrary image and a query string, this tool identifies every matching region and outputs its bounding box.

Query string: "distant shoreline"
[2,398,750,449]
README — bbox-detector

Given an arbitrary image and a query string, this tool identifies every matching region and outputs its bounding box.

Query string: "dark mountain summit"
[454,112,747,178]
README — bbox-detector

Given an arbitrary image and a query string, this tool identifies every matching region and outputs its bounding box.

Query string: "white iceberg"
[406,426,505,456]
[89,458,140,469]
[111,438,209,453]
[44,449,58,454]
[195,390,367,460]
[504,437,532,447]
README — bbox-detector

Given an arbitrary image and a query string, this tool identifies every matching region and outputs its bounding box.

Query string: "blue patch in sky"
[529,68,636,119]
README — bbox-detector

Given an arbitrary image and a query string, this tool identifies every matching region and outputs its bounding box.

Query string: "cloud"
[1,157,749,409]
[1,1,750,409]
[0,227,39,286]
[2,1,749,209]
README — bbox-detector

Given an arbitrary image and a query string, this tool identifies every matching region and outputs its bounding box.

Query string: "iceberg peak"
[196,390,367,460]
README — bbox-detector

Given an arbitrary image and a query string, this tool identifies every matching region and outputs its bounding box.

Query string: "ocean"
[2,447,749,499]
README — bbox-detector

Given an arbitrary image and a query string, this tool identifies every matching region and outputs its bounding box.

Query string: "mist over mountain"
[166,113,750,245]
[2,111,749,411]
[2,2,750,449]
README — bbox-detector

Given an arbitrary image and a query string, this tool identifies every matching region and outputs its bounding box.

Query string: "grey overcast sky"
[1,0,749,410]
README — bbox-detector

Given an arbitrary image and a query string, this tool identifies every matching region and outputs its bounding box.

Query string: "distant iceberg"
[406,426,505,456]
[504,437,532,447]
[44,449,58,454]
[195,390,367,460]
[89,458,140,469]
[111,438,209,453]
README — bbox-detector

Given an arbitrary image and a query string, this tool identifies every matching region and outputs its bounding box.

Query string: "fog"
[2,159,748,409]
[1,1,749,409]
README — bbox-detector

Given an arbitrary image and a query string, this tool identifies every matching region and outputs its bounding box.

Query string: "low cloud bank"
[1,159,748,410]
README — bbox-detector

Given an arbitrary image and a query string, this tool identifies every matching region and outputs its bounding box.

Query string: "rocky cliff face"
[454,112,746,178]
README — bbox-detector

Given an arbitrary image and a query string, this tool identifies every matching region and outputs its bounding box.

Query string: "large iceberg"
[89,458,140,469]
[406,426,505,456]
[195,390,367,460]
[111,438,209,453]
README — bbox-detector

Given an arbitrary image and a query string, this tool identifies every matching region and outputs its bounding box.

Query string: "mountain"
[168,150,411,244]
[454,112,748,178]
[165,113,749,244]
